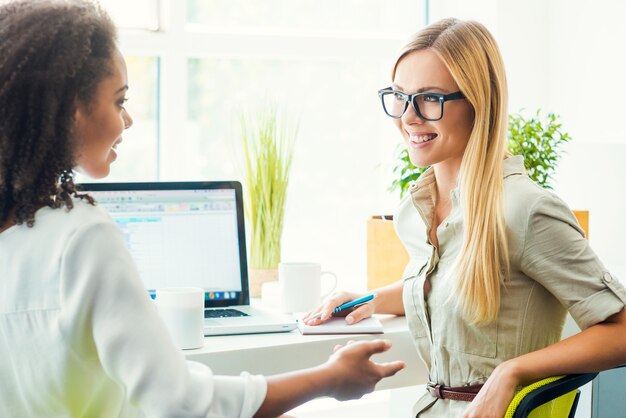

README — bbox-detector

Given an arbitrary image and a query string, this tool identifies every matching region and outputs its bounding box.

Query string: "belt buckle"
[427,381,442,399]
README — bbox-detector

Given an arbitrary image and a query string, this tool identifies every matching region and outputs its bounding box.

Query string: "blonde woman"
[305,18,626,417]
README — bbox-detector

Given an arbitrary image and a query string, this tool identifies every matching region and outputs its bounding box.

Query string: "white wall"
[429,0,626,279]
[547,0,626,278]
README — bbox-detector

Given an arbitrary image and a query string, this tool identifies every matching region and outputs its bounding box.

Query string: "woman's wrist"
[496,358,524,389]
[370,282,404,315]
[312,363,340,398]
[369,294,380,314]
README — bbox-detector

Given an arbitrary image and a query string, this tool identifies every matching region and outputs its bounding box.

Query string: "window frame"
[115,0,426,180]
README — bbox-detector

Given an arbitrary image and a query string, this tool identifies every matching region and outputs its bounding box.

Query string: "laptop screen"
[77,182,249,307]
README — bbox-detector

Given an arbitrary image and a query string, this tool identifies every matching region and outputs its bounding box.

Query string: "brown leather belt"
[427,382,483,402]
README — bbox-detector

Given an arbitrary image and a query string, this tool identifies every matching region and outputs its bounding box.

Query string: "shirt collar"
[408,167,437,229]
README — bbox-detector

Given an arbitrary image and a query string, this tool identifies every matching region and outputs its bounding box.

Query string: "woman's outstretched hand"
[325,339,406,400]
[255,339,405,418]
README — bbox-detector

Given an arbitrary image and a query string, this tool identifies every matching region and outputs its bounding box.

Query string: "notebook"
[78,181,297,336]
[297,316,384,335]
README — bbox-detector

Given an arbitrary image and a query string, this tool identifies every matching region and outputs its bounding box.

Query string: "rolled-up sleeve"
[520,193,626,330]
[210,372,267,418]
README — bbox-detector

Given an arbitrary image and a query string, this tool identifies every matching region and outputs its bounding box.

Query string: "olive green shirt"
[394,155,626,417]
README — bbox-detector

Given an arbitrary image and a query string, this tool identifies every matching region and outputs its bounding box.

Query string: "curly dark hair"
[0,0,117,227]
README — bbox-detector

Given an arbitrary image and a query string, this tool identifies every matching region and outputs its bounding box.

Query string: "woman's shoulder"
[36,197,114,235]
[504,172,549,209]
[503,172,578,240]
[502,155,571,215]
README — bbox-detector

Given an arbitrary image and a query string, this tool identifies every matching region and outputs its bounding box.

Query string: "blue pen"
[308,294,376,320]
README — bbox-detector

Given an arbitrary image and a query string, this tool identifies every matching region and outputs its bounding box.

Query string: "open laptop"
[77,181,297,336]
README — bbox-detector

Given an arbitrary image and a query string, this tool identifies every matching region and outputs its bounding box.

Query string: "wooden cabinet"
[366,216,408,290]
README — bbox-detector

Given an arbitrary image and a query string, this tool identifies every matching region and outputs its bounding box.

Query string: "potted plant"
[507,110,572,190]
[241,107,297,297]
[368,110,579,289]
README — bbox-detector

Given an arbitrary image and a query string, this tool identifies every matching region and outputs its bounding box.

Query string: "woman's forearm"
[464,308,626,417]
[372,281,405,316]
[505,308,626,386]
[255,366,331,418]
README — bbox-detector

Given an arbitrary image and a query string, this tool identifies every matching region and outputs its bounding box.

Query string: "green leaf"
[241,106,297,269]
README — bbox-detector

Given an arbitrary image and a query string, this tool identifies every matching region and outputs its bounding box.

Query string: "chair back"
[505,373,598,418]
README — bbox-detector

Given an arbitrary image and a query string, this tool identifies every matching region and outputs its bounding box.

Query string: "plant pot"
[248,268,278,298]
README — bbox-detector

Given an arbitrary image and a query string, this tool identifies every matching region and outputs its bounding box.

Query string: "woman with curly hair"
[0,1,404,417]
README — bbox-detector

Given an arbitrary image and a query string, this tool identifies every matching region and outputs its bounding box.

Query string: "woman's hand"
[302,291,375,326]
[324,339,406,401]
[257,339,405,417]
[462,361,520,418]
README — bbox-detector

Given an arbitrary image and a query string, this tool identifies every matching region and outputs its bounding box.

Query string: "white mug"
[155,287,204,350]
[279,262,338,313]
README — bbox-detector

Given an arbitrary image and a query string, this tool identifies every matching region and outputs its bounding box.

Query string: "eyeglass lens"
[381,92,442,120]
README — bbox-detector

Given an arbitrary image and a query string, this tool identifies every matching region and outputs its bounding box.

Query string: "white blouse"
[0,200,267,417]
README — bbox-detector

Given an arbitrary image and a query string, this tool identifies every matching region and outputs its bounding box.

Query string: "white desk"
[184,315,427,392]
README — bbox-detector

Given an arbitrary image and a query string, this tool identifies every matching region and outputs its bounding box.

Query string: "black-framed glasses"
[377,87,465,121]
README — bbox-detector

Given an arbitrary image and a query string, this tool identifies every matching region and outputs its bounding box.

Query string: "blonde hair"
[392,18,509,325]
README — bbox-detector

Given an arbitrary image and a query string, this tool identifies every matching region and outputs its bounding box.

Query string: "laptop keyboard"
[204,308,249,318]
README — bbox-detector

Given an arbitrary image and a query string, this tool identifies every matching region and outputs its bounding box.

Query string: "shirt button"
[444,222,449,228]
[603,272,613,283]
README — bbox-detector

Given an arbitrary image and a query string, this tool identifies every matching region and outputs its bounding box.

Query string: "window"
[187,0,421,35]
[99,0,426,291]
[106,56,160,182]
[101,0,160,31]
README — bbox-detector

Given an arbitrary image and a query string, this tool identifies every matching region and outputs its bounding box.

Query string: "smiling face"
[74,48,133,179]
[392,49,474,172]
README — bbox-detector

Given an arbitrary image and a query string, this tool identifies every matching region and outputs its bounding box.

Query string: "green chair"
[504,373,598,418]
